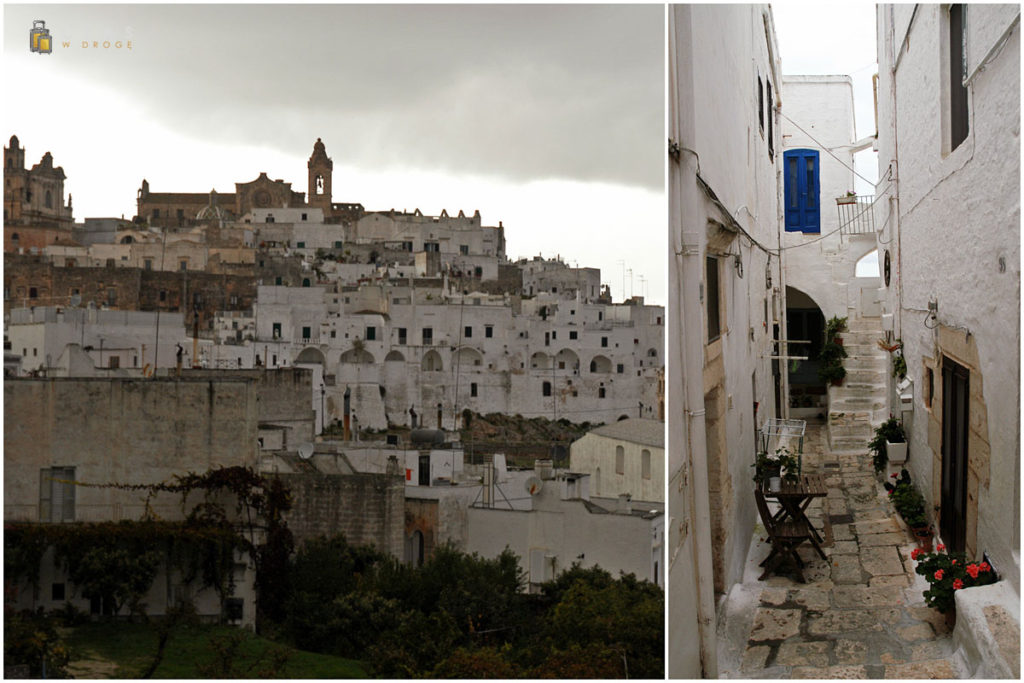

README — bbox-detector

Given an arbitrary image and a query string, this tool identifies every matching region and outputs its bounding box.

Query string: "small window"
[398,328,407,345]
[144,259,153,271]
[159,290,167,302]
[40,466,75,522]
[601,337,608,348]
[275,276,283,285]
[297,241,306,249]
[460,245,469,255]
[552,331,557,340]
[599,386,606,399]
[757,75,764,132]
[176,208,184,220]
[424,242,439,252]
[707,256,721,342]
[302,326,312,340]
[301,213,308,221]
[616,364,624,374]
[28,287,37,299]
[51,582,65,601]
[767,80,774,158]
[272,322,282,339]
[615,446,624,474]
[542,381,552,397]
[642,449,651,480]
[179,260,187,272]
[485,325,493,338]
[569,330,578,340]
[422,328,433,345]
[152,209,161,219]
[366,326,376,341]
[464,326,472,338]
[470,382,478,397]
[948,4,970,151]
[334,240,342,248]
[108,356,119,369]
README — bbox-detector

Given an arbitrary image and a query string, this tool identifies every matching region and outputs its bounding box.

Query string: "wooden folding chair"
[754,488,816,583]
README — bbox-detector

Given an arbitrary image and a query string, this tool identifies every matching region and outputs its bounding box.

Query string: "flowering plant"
[912,546,997,613]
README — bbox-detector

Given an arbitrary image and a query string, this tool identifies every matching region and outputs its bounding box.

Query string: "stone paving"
[724,424,964,679]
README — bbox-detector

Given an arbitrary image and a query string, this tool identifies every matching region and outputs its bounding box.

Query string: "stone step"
[828,436,870,452]
[845,356,888,370]
[846,369,886,383]
[828,423,875,438]
[839,331,885,344]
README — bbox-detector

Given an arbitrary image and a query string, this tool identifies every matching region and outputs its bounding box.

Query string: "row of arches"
[297,346,658,374]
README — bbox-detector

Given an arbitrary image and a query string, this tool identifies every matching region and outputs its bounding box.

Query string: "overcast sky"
[3,4,665,304]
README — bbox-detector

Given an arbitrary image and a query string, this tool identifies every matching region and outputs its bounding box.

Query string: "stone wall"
[279,472,404,558]
[4,376,260,522]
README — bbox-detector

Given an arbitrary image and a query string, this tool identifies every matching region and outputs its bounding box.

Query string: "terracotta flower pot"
[913,527,933,552]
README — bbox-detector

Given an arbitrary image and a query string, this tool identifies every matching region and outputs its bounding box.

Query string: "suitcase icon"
[30,20,52,54]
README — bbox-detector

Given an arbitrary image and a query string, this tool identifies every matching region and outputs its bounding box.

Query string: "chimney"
[617,493,633,514]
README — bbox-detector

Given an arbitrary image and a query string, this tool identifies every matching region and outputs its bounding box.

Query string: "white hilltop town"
[4,134,665,633]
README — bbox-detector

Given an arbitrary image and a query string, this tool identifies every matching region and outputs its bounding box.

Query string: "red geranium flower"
[965,564,980,579]
[980,562,991,573]
[951,559,958,566]
[953,579,964,590]
[937,544,946,552]
[890,473,899,478]
[934,569,944,581]
[911,548,922,561]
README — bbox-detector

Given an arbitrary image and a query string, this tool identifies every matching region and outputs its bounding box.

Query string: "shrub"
[869,416,905,473]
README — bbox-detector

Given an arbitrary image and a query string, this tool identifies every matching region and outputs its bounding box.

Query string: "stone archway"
[785,286,827,419]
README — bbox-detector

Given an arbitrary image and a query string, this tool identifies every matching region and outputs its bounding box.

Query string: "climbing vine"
[4,466,293,624]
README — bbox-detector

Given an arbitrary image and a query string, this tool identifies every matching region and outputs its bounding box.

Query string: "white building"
[249,282,664,431]
[669,4,784,677]
[875,5,1019,676]
[467,469,664,590]
[569,418,664,502]
[6,306,188,375]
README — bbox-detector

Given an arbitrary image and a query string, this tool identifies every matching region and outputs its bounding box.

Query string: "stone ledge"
[952,580,1020,679]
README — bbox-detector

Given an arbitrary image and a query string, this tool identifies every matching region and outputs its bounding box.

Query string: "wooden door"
[940,357,969,553]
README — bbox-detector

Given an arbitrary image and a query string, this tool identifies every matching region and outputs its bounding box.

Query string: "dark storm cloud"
[6,4,663,190]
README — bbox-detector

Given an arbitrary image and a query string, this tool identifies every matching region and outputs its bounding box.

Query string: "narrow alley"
[717,422,968,678]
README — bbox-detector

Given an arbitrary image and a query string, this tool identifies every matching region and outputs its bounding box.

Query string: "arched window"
[615,445,625,474]
[302,278,311,287]
[855,249,881,277]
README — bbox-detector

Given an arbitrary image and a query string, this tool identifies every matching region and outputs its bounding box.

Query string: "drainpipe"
[669,7,718,677]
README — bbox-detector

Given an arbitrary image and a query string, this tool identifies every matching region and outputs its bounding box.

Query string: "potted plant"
[824,315,848,343]
[837,191,857,205]
[817,340,848,386]
[752,447,800,490]
[870,416,907,471]
[911,546,998,618]
[893,353,908,379]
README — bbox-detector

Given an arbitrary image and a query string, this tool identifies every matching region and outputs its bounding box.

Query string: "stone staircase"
[827,315,888,453]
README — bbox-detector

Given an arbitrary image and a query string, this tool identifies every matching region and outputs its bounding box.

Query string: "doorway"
[940,357,969,553]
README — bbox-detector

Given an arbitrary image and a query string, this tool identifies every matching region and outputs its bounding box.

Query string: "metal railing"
[836,195,875,235]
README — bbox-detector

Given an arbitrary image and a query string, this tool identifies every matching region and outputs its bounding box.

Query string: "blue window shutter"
[783,149,821,233]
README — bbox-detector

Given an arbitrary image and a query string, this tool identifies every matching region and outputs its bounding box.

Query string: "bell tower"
[307,138,333,214]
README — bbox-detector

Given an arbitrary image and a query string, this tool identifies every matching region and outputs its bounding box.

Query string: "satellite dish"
[297,442,314,460]
[525,476,543,496]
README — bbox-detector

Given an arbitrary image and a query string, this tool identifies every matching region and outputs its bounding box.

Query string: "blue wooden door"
[784,149,820,233]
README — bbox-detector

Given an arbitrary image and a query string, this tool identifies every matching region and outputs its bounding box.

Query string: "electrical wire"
[780,112,878,186]
[778,183,893,251]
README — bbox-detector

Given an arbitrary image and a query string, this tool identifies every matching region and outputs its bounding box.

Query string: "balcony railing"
[836,195,875,235]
